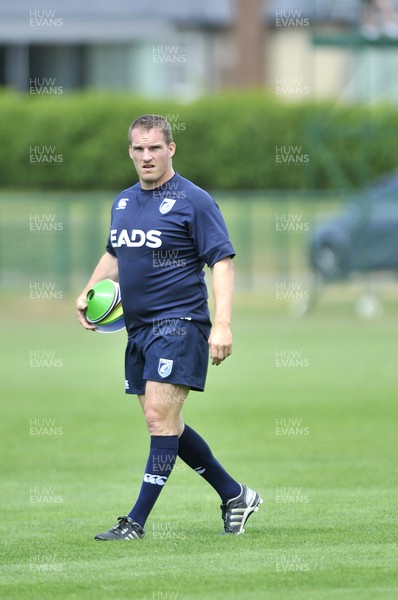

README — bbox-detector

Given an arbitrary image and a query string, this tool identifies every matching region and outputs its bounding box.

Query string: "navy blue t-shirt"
[106,173,235,333]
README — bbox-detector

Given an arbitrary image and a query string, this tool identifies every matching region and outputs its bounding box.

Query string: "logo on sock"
[144,473,168,486]
[194,466,206,475]
[158,358,173,378]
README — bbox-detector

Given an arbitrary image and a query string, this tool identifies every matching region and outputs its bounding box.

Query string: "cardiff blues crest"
[158,358,173,378]
[159,198,176,214]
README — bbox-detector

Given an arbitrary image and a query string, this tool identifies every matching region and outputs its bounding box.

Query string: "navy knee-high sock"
[178,425,241,502]
[128,435,178,527]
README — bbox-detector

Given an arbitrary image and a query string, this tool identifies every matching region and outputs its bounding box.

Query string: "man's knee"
[144,409,177,435]
[142,382,188,435]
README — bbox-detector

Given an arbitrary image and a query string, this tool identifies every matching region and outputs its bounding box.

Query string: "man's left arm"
[209,257,234,366]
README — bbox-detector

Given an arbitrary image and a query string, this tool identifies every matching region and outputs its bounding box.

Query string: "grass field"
[1,292,397,599]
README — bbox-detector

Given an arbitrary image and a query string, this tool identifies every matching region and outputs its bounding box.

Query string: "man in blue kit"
[76,114,262,540]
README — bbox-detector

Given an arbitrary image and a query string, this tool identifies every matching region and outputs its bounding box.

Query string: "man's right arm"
[76,252,118,330]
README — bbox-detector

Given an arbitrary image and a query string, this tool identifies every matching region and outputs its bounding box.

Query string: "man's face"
[129,126,176,189]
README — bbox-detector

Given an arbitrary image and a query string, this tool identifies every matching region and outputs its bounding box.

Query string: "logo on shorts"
[158,358,173,378]
[159,198,176,215]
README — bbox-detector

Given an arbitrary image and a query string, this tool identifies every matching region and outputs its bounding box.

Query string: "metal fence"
[0,190,341,296]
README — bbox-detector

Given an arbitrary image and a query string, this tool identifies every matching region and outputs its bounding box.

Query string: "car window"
[368,175,398,204]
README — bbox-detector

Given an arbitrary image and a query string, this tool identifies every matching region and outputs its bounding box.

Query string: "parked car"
[309,171,398,280]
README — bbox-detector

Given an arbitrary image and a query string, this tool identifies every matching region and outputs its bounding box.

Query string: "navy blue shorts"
[124,319,211,395]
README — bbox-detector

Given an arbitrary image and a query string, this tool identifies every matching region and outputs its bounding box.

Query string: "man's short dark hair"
[128,114,173,146]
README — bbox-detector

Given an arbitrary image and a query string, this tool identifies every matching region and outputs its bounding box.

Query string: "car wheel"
[313,244,345,280]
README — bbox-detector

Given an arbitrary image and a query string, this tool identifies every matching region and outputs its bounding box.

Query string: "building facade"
[1,0,398,102]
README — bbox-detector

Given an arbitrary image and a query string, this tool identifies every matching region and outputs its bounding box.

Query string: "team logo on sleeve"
[159,198,176,214]
[158,358,173,378]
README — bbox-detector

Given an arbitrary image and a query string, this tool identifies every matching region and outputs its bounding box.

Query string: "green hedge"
[0,90,397,190]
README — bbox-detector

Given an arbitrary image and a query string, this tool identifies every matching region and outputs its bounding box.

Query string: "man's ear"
[128,145,134,160]
[169,142,176,158]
